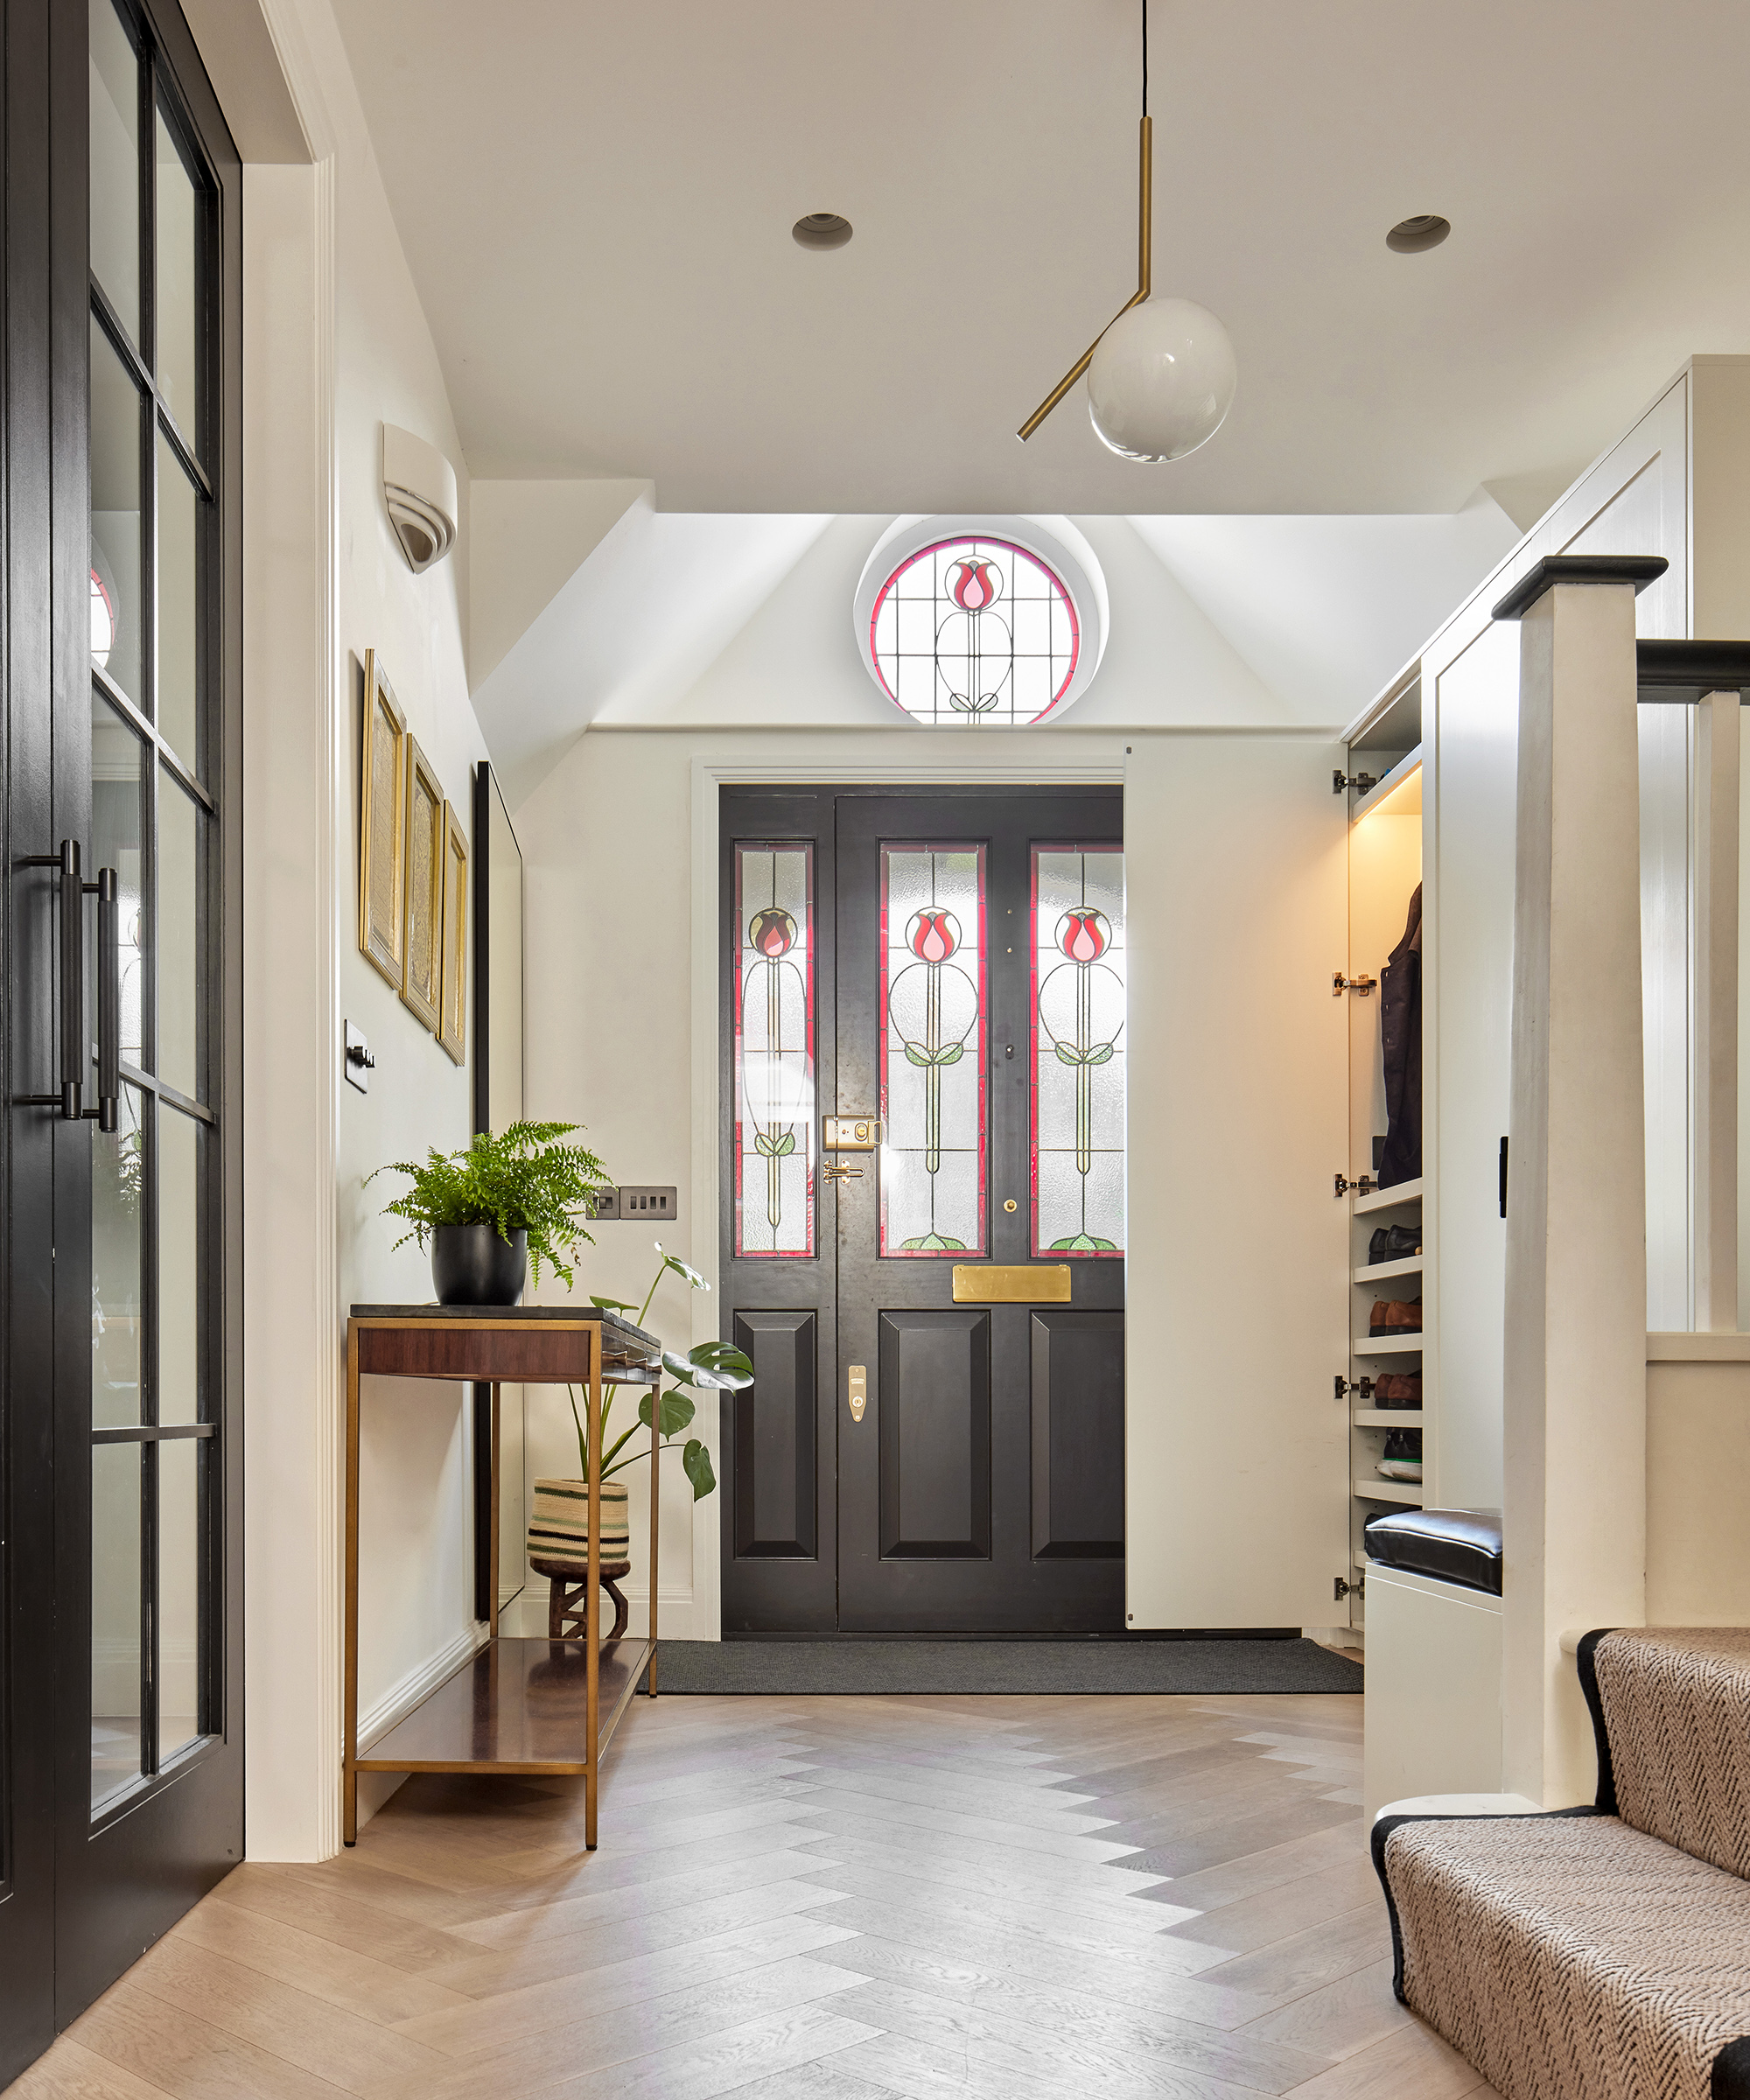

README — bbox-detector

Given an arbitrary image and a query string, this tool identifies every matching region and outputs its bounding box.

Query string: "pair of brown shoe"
[1369,1298,1422,1337]
[1373,1372,1421,1409]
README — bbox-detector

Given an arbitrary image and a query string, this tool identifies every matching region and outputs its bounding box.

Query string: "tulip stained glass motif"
[1032,844,1124,1256]
[879,844,987,1255]
[868,536,1080,727]
[733,842,816,1257]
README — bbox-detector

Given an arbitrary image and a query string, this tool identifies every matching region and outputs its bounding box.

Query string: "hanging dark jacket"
[1378,883,1422,1187]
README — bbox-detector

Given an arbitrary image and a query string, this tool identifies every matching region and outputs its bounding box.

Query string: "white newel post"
[1494,556,1664,1809]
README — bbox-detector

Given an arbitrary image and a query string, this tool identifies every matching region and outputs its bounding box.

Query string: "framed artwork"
[358,652,407,986]
[437,800,468,1066]
[401,735,444,1031]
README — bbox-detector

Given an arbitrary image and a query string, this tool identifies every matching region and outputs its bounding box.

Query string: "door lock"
[847,1364,867,1422]
[825,1116,882,1151]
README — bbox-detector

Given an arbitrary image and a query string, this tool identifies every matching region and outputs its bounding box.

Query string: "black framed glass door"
[0,0,241,2072]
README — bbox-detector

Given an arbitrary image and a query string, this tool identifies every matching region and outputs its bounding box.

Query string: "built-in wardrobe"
[1126,356,1750,1672]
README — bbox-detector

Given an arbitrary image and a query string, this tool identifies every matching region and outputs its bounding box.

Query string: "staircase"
[1374,1629,1750,2100]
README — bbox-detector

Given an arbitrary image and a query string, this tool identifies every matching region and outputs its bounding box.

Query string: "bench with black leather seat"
[1374,1628,1750,2100]
[1363,1506,1502,1595]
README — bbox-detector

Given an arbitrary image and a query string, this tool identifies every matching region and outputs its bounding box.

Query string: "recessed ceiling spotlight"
[1386,214,1451,254]
[793,213,852,251]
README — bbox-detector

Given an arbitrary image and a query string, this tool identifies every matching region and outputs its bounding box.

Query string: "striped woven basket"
[527,1477,629,1574]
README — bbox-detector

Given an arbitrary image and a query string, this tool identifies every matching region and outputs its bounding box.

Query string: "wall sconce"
[382,423,458,573]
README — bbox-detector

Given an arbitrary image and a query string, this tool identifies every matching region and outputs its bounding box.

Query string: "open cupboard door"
[1125,737,1351,1628]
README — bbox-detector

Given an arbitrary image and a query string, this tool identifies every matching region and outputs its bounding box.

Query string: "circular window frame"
[851,515,1109,726]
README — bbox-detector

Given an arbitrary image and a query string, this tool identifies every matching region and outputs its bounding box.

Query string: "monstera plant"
[571,1242,752,1503]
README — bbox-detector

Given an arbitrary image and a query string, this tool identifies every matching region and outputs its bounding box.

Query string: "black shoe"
[1368,1223,1422,1264]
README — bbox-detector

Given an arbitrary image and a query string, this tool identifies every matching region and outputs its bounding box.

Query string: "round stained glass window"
[866,535,1082,727]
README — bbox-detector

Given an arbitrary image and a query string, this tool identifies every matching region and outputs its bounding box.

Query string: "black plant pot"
[430,1223,528,1306]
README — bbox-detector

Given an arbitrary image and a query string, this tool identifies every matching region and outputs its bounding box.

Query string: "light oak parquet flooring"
[10,1687,1501,2100]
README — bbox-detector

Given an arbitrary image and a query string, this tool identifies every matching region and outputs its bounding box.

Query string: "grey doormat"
[646,1638,1362,1696]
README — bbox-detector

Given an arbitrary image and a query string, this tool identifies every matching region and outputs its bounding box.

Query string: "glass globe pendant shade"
[1087,297,1237,464]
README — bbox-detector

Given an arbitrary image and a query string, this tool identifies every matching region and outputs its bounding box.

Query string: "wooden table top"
[348,1305,662,1382]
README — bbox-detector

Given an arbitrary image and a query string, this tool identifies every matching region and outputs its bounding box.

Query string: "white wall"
[237,0,483,1858]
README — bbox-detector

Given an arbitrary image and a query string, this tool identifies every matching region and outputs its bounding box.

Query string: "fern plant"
[369,1120,610,1290]
[572,1242,752,1503]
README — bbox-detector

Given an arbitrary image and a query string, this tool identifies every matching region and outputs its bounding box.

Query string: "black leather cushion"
[1364,1508,1502,1595]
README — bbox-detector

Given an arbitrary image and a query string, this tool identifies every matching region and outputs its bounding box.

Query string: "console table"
[344,1305,662,1848]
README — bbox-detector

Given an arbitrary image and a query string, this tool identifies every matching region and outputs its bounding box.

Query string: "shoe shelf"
[1353,1332,1424,1355]
[1352,1407,1424,1427]
[1354,1477,1424,1506]
[1353,1255,1422,1283]
[1354,1177,1424,1214]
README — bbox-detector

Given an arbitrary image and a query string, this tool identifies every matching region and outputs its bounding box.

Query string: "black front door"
[721,788,1125,1634]
[0,0,242,2074]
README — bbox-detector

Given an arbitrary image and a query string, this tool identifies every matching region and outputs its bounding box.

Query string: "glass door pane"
[90,318,143,707]
[88,0,139,341]
[90,1445,143,1810]
[153,108,199,441]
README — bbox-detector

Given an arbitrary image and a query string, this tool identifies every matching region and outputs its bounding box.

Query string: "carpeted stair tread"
[1587,1628,1750,1879]
[1380,1812,1750,2100]
[647,1637,1363,1696]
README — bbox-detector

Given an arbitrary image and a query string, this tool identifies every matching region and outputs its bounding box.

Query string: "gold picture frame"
[401,735,444,1031]
[437,801,468,1066]
[358,653,407,986]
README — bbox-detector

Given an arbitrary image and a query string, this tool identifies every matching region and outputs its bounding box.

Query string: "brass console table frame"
[343,1306,662,1849]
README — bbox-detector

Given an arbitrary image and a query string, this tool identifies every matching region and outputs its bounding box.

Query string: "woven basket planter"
[527,1476,629,1575]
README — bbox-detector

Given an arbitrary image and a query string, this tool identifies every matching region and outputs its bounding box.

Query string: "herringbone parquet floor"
[9,1687,1501,2099]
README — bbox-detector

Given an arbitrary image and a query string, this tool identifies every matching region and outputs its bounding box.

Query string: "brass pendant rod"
[1016,113,1152,443]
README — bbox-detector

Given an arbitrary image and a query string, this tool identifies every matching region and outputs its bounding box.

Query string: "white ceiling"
[335,0,1750,514]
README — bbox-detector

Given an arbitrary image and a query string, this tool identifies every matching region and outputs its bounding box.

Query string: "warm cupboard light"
[1354,764,1423,825]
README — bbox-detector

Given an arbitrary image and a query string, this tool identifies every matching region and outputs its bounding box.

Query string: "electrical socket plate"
[616,1186,677,1222]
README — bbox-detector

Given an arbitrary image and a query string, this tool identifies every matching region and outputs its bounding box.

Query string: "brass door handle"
[847,1364,866,1422]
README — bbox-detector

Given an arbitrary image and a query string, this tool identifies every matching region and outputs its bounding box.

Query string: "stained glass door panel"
[733,842,816,1256]
[1032,845,1126,1256]
[878,844,987,1256]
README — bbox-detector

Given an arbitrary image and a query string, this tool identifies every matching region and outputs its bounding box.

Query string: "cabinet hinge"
[1334,768,1379,797]
[1335,1172,1376,1199]
[1334,1573,1364,1602]
[1335,1375,1375,1401]
[1333,972,1376,997]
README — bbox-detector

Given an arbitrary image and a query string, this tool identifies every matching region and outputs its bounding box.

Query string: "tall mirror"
[472,764,528,1620]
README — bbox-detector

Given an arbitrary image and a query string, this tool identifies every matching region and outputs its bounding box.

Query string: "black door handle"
[16,839,120,1129]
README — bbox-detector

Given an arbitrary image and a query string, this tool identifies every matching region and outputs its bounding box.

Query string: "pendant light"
[1018,2,1236,463]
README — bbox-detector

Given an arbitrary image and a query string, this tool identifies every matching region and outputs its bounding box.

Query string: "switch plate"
[584,1186,620,1221]
[614,1186,676,1222]
[343,1021,374,1095]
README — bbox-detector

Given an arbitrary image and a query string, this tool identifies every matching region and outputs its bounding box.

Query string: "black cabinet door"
[720,787,1124,1635]
[0,0,242,2071]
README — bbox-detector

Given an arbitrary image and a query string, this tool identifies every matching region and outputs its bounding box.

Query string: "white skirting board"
[1362,1559,1502,1820]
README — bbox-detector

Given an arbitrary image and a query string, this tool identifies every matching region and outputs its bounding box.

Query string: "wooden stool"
[531,1557,633,1643]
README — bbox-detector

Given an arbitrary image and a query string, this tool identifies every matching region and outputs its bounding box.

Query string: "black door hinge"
[1334,769,1379,796]
[1335,1375,1375,1401]
[1499,1135,1508,1219]
[1333,972,1376,997]
[1335,1172,1376,1199]
[1334,1574,1363,1602]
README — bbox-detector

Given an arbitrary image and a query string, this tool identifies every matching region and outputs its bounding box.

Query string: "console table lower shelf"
[355,1635,654,1775]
